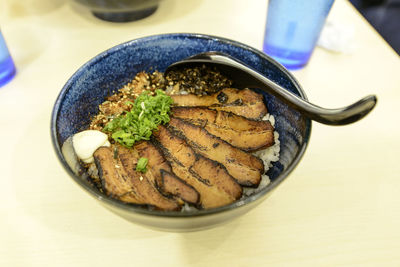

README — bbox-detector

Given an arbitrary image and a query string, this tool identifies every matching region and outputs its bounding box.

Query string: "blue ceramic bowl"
[51,33,311,231]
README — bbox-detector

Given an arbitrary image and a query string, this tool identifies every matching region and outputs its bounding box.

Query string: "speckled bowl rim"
[51,33,312,218]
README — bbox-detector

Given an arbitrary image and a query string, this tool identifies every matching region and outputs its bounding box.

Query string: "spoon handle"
[213,53,377,125]
[250,69,377,125]
[167,52,377,125]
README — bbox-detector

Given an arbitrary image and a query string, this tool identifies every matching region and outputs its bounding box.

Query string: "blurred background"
[350,0,400,54]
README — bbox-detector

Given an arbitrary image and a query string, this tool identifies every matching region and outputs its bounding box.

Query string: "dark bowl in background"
[51,33,311,231]
[74,0,163,22]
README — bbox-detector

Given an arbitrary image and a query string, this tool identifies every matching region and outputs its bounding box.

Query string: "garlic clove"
[72,130,110,163]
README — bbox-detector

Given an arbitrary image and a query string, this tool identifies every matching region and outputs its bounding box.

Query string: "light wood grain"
[1,0,399,266]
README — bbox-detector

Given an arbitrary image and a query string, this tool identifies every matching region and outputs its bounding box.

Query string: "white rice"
[242,114,280,197]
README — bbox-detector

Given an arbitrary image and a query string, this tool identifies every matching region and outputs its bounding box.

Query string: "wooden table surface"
[1,0,399,266]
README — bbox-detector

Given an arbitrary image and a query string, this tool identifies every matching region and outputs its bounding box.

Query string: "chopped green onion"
[103,90,173,147]
[136,157,148,173]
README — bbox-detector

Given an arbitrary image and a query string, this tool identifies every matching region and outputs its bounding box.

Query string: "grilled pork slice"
[172,107,274,151]
[153,126,242,209]
[171,88,268,120]
[117,146,180,211]
[160,170,200,205]
[135,141,171,186]
[168,117,264,187]
[93,146,145,205]
[94,146,180,211]
[135,141,200,205]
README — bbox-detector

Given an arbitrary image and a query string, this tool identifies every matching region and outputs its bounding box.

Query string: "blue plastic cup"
[0,31,16,88]
[263,0,334,70]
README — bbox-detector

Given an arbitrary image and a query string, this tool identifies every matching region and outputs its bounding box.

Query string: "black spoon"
[165,51,377,125]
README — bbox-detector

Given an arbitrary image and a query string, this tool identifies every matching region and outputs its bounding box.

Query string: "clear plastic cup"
[0,31,16,87]
[263,0,334,70]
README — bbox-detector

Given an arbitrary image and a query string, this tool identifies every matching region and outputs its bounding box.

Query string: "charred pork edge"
[93,148,151,209]
[117,147,180,211]
[155,128,252,189]
[171,117,275,152]
[167,119,263,188]
[152,133,242,207]
[152,137,209,209]
[171,106,272,123]
[171,106,275,152]
[167,118,265,173]
[151,136,210,188]
[160,169,200,205]
[135,141,174,195]
[192,157,243,198]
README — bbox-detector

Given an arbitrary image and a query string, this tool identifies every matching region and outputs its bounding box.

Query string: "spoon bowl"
[166,51,377,125]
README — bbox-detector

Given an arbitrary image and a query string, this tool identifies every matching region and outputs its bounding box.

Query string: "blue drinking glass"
[263,0,334,70]
[0,31,16,88]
